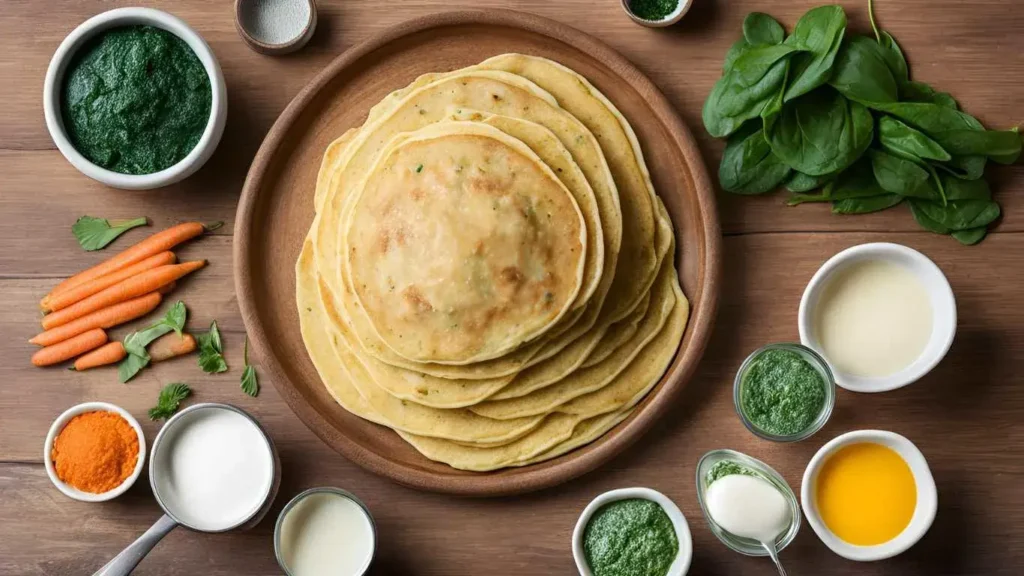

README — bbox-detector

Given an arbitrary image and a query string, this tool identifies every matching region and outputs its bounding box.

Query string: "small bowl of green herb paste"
[573,487,693,576]
[44,7,227,190]
[734,343,835,442]
[621,0,692,27]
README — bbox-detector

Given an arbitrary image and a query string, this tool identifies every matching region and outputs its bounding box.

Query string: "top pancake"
[344,122,587,364]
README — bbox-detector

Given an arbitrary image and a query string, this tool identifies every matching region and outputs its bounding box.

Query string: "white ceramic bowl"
[620,0,693,27]
[801,430,937,562]
[43,7,227,190]
[798,242,956,393]
[573,487,692,575]
[44,402,146,502]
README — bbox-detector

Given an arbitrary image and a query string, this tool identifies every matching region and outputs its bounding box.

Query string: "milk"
[153,407,274,531]
[278,491,375,576]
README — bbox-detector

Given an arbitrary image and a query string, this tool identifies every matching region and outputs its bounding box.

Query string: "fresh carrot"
[42,251,176,312]
[157,281,176,295]
[30,292,163,347]
[31,328,107,367]
[45,221,218,299]
[41,261,206,330]
[149,332,197,362]
[72,342,126,371]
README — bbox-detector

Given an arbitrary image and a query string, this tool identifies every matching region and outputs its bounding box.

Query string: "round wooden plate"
[235,9,721,496]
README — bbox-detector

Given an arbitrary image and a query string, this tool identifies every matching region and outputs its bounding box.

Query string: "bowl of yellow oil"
[800,430,937,561]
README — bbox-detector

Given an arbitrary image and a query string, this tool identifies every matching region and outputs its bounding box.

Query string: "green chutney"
[706,460,758,485]
[584,498,678,576]
[740,348,826,436]
[61,25,211,175]
[628,0,679,21]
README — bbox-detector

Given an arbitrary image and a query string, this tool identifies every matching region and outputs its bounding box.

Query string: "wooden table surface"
[2,1,1022,574]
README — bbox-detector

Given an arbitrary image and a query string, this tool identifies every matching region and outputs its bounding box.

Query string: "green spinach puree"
[61,25,211,175]
[584,498,678,576]
[740,349,825,436]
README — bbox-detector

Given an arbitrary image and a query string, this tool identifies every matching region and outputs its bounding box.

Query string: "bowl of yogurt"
[798,243,957,393]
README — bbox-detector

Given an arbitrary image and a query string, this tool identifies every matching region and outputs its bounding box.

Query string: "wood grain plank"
[2,232,1024,574]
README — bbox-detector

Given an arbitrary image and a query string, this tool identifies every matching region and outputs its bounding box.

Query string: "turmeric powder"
[51,411,139,493]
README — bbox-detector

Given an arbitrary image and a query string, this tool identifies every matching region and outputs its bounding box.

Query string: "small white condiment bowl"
[43,7,227,190]
[798,242,956,393]
[573,487,693,576]
[620,0,693,27]
[235,0,318,56]
[44,402,146,502]
[801,430,937,561]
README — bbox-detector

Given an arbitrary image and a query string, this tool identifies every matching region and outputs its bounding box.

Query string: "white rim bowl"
[572,487,692,576]
[798,242,957,393]
[44,402,147,502]
[620,0,693,27]
[800,430,937,561]
[42,7,227,190]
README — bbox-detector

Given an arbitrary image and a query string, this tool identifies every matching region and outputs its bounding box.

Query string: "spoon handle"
[92,514,178,576]
[764,542,788,576]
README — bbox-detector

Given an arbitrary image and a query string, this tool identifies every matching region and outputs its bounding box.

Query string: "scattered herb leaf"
[72,216,148,251]
[197,320,227,374]
[118,302,188,383]
[148,383,192,421]
[240,337,259,397]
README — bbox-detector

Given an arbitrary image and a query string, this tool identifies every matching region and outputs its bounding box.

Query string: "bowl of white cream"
[798,243,956,393]
[274,487,377,576]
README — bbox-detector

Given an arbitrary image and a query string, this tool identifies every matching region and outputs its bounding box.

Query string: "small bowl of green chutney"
[734,343,835,442]
[573,487,693,576]
[43,7,227,190]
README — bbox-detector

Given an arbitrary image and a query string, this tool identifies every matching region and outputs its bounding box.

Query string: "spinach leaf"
[952,227,988,245]
[766,88,873,175]
[901,81,957,109]
[936,129,1022,164]
[718,123,792,195]
[878,32,909,84]
[909,200,953,234]
[878,116,951,162]
[786,171,833,193]
[832,194,903,214]
[938,155,987,180]
[829,36,899,105]
[724,39,750,71]
[913,199,1001,231]
[743,13,785,46]
[789,163,887,205]
[782,5,847,101]
[703,48,795,138]
[942,175,992,201]
[869,149,939,200]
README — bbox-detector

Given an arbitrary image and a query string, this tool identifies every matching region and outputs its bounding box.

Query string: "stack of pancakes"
[297,54,688,471]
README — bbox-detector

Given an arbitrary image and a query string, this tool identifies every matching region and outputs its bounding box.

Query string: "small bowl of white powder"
[235,0,317,55]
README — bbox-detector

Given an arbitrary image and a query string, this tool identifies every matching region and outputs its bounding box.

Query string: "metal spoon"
[761,539,788,576]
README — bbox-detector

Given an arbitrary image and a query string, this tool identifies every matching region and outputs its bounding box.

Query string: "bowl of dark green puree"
[734,343,835,442]
[573,487,692,576]
[44,8,226,189]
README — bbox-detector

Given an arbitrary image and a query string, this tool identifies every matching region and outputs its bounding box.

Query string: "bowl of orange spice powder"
[44,402,145,502]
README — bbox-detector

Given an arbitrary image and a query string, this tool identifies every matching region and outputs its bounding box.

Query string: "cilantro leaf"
[240,337,259,397]
[197,320,227,374]
[148,383,192,421]
[72,216,148,251]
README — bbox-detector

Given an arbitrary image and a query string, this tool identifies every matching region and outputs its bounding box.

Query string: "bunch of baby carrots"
[30,221,216,369]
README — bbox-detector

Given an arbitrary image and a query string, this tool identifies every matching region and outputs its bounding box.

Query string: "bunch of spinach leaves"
[703,2,1021,245]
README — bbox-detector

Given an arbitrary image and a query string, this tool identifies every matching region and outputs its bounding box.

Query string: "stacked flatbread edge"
[296,53,689,471]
